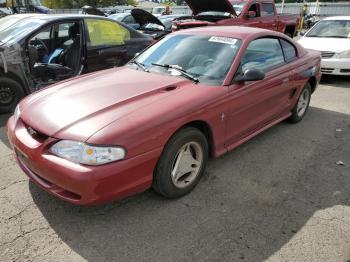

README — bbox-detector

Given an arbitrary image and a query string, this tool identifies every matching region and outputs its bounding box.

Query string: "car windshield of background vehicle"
[0,18,46,44]
[230,1,246,16]
[306,20,350,38]
[197,11,233,17]
[136,34,241,85]
[109,14,126,22]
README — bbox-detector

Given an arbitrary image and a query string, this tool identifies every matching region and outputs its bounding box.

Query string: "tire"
[153,127,209,199]
[0,77,25,113]
[288,83,312,123]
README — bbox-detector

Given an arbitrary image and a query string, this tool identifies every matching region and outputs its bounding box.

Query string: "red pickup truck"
[173,0,300,37]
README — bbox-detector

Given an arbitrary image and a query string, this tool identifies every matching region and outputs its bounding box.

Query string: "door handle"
[283,78,290,83]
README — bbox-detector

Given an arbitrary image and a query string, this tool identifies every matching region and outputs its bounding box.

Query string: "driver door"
[226,37,289,146]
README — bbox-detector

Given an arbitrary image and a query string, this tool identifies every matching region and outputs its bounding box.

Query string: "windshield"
[109,14,126,22]
[306,20,350,38]
[0,18,45,44]
[152,7,164,14]
[142,23,164,31]
[197,11,232,17]
[230,1,246,16]
[30,0,42,6]
[135,34,241,85]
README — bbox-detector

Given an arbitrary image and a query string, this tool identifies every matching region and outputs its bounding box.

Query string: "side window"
[248,3,260,18]
[262,3,274,16]
[241,38,285,72]
[123,15,136,24]
[31,26,51,42]
[280,39,297,63]
[57,23,75,38]
[85,19,131,47]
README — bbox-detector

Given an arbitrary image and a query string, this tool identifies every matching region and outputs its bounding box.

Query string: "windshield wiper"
[152,63,199,83]
[132,61,149,72]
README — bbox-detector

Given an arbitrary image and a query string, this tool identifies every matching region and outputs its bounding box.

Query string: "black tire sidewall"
[153,127,209,199]
[0,77,25,113]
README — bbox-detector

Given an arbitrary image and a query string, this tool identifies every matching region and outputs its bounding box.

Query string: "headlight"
[335,50,350,59]
[50,140,126,166]
[13,104,20,124]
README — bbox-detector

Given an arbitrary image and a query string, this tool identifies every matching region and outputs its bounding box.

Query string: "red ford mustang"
[7,26,321,205]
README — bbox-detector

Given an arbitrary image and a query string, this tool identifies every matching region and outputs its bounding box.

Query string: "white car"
[298,16,350,75]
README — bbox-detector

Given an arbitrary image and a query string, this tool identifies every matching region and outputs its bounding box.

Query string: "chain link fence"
[53,2,350,17]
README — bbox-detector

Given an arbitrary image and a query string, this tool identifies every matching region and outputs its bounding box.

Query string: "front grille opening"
[22,122,49,142]
[340,69,350,73]
[321,67,334,73]
[321,51,335,58]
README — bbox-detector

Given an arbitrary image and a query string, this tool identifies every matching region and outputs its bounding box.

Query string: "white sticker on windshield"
[209,36,238,45]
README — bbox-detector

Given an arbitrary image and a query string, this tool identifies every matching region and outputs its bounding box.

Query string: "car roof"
[8,13,110,21]
[323,16,350,21]
[174,26,274,39]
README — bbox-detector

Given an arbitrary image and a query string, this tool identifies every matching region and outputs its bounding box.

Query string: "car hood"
[19,67,189,142]
[298,36,350,53]
[131,8,165,27]
[185,0,237,16]
[82,5,106,16]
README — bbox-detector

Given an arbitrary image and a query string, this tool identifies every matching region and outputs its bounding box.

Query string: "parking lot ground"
[0,76,350,262]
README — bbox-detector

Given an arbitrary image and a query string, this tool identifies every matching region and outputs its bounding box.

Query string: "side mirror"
[299,31,305,36]
[246,11,256,19]
[234,68,265,82]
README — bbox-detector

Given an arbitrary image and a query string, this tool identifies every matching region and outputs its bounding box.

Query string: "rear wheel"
[0,77,25,113]
[153,127,208,199]
[288,83,312,123]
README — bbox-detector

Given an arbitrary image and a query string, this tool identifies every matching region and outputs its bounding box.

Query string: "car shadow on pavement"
[28,107,350,261]
[320,75,350,88]
[0,114,11,149]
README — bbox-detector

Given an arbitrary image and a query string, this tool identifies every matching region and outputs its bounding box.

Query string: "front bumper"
[7,117,162,205]
[321,58,350,75]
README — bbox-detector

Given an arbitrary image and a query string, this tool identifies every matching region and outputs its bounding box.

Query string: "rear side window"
[85,19,130,47]
[262,3,275,16]
[241,38,285,72]
[280,39,297,62]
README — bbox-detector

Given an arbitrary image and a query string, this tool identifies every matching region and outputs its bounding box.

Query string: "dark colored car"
[0,14,153,113]
[7,26,321,205]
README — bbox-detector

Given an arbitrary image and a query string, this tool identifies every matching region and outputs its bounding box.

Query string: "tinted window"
[280,39,297,62]
[85,19,130,47]
[262,3,274,16]
[241,38,285,72]
[248,4,260,17]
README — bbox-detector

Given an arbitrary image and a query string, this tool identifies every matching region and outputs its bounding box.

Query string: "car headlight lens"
[13,104,20,124]
[50,140,126,166]
[335,50,350,59]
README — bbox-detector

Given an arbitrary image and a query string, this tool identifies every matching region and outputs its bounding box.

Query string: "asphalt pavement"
[0,75,349,262]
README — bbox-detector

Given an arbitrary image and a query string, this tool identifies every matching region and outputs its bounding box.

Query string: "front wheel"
[288,83,312,123]
[0,77,25,113]
[153,127,208,199]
